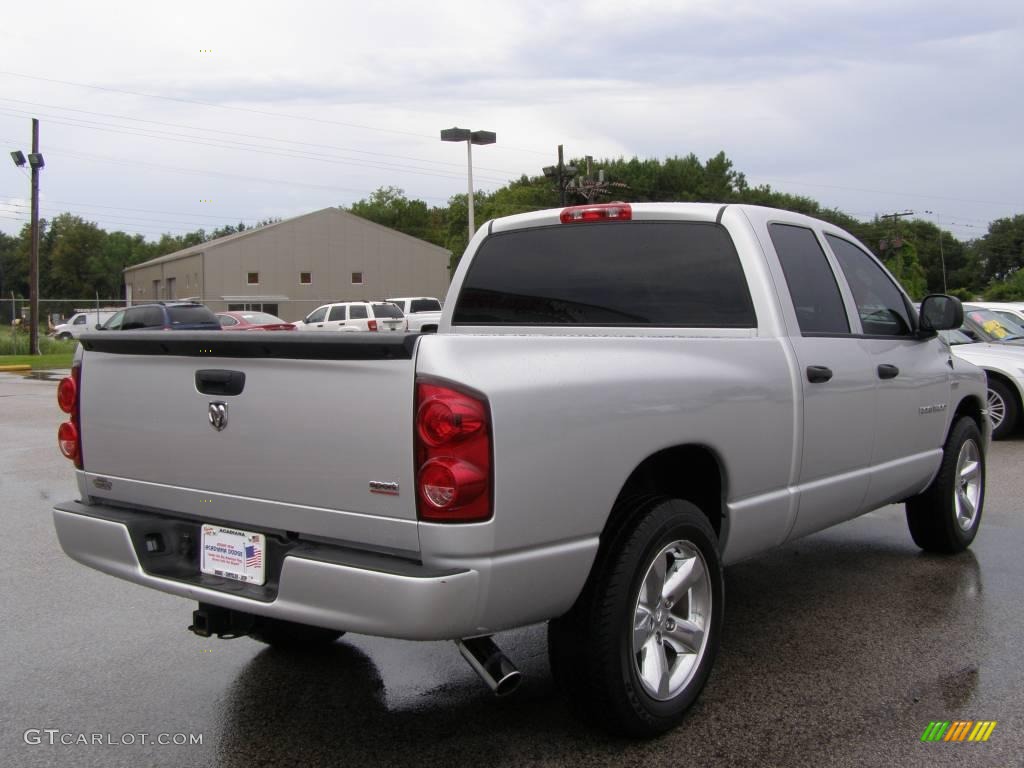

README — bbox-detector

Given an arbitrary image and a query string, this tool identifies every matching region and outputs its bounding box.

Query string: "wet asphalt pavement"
[1,371,1021,768]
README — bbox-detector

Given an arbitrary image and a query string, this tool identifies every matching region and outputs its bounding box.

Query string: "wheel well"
[952,392,986,433]
[420,325,438,334]
[985,371,1020,405]
[611,445,725,539]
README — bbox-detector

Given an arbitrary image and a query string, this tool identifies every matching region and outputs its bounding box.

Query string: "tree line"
[2,151,1022,315]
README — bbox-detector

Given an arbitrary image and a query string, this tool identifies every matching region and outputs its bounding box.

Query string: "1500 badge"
[369,481,400,496]
[919,403,948,414]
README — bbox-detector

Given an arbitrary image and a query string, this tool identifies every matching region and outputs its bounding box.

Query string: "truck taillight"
[57,361,83,468]
[560,202,632,223]
[415,380,492,522]
[368,319,378,331]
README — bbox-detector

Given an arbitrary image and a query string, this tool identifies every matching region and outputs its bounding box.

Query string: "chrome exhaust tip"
[455,636,522,696]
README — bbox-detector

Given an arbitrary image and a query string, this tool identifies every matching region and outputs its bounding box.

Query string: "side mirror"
[95,324,105,330]
[919,294,963,335]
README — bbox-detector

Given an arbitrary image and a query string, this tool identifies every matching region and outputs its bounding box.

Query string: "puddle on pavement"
[18,369,69,382]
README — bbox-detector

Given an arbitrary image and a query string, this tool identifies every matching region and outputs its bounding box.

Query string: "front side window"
[769,224,849,335]
[306,307,328,323]
[218,315,238,326]
[453,221,755,327]
[72,315,86,325]
[826,235,913,337]
[103,311,124,330]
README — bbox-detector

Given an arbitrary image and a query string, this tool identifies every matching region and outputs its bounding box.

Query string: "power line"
[0,108,512,185]
[0,96,524,176]
[0,70,551,157]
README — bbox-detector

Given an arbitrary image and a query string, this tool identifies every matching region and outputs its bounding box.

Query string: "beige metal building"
[123,207,451,321]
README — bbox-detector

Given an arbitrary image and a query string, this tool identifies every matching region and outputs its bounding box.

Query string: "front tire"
[549,498,723,737]
[906,417,985,553]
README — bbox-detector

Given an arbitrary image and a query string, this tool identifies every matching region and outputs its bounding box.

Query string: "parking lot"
[2,369,1021,768]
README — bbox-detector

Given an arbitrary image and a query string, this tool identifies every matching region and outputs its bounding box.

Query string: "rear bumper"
[53,500,481,640]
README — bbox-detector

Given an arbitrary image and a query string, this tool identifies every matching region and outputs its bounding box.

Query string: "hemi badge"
[92,477,113,491]
[369,481,400,496]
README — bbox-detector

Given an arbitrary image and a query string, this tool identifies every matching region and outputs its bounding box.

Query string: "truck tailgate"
[76,332,420,554]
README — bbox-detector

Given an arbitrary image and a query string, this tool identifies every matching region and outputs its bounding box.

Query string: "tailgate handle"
[195,369,246,396]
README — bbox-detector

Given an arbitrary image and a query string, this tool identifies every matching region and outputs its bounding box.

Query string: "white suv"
[293,301,407,332]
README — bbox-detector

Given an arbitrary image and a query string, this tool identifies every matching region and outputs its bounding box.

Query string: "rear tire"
[549,497,723,737]
[906,417,985,553]
[986,378,1018,440]
[248,617,344,650]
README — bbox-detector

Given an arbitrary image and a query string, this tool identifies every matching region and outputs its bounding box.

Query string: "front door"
[825,234,952,507]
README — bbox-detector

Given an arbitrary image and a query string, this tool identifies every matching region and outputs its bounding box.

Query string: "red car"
[215,311,296,331]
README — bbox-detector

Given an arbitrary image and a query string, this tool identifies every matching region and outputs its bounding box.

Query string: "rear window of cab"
[452,221,755,327]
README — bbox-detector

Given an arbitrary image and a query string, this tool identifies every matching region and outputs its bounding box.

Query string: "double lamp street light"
[440,127,496,244]
[9,117,44,356]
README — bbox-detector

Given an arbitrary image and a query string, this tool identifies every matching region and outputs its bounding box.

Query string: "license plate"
[200,525,266,586]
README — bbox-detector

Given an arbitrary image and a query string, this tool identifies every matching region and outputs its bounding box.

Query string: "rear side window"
[453,222,755,327]
[372,303,403,318]
[167,306,217,325]
[410,299,441,313]
[769,224,849,334]
[826,235,913,337]
[349,305,368,320]
[328,306,347,321]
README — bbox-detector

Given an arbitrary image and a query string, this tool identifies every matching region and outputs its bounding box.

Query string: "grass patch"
[0,352,75,369]
[0,334,77,369]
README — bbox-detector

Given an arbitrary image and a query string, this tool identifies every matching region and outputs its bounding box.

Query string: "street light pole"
[466,139,475,241]
[441,127,496,243]
[29,118,40,355]
[924,210,948,293]
[10,119,44,354]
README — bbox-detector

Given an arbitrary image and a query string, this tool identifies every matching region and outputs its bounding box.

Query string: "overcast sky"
[1,0,1021,243]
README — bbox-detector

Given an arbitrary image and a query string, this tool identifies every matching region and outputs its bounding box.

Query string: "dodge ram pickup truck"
[53,203,987,736]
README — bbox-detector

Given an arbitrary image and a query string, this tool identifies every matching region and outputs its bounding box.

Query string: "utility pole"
[878,210,914,257]
[29,118,40,355]
[542,145,577,205]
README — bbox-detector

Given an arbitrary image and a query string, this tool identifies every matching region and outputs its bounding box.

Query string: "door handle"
[877,364,900,379]
[195,369,246,396]
[806,365,833,383]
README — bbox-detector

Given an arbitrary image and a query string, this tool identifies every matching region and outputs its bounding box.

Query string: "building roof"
[123,206,449,273]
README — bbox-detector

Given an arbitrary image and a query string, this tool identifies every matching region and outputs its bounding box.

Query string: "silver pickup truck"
[53,203,987,736]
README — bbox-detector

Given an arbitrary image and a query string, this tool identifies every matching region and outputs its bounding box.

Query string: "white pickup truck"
[386,296,443,333]
[53,203,987,736]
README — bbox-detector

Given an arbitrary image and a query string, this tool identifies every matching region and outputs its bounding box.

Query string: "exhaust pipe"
[455,636,522,696]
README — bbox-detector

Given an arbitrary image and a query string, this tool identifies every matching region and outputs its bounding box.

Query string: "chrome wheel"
[987,389,1006,432]
[954,439,982,531]
[632,540,712,701]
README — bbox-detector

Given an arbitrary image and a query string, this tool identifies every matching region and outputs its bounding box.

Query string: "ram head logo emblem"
[208,402,228,432]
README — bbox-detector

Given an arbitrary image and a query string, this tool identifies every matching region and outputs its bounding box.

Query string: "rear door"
[323,304,348,331]
[764,222,876,540]
[371,303,406,332]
